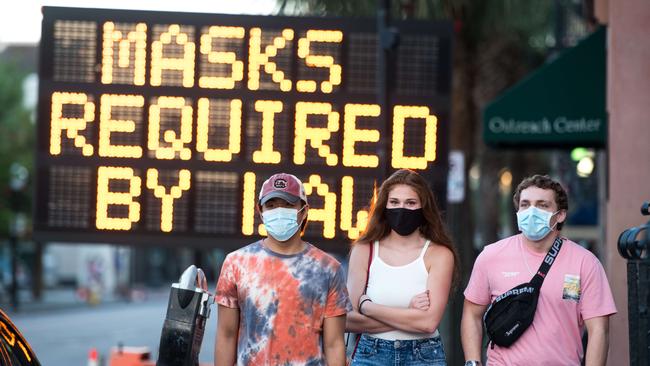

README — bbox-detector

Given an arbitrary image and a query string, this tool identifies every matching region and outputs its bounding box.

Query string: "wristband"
[359,298,372,315]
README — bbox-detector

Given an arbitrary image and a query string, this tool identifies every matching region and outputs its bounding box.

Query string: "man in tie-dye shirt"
[215,173,352,366]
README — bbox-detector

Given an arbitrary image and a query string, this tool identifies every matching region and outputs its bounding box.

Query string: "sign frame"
[34,6,452,253]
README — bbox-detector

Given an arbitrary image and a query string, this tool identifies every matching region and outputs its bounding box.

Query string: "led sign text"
[35,7,450,248]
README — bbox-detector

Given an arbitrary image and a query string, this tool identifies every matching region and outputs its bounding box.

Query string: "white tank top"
[365,240,439,340]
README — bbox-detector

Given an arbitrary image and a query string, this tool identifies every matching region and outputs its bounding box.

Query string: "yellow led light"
[282,29,293,39]
[342,103,381,167]
[264,62,277,74]
[248,27,293,91]
[96,166,141,230]
[258,222,267,236]
[296,30,343,93]
[146,169,191,232]
[303,174,336,238]
[296,80,316,93]
[150,24,195,87]
[199,26,245,89]
[271,70,285,83]
[50,92,95,156]
[245,177,267,236]
[297,37,309,58]
[98,94,144,158]
[293,102,339,166]
[101,22,147,85]
[321,80,334,94]
[241,172,256,235]
[148,96,193,160]
[273,37,286,49]
[280,80,292,92]
[340,176,370,239]
[252,100,283,164]
[391,105,438,169]
[196,98,242,162]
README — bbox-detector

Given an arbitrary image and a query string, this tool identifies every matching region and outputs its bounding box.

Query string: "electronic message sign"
[34,6,451,252]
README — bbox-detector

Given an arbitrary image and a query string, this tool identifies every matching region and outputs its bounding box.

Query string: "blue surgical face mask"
[516,206,559,241]
[262,206,305,242]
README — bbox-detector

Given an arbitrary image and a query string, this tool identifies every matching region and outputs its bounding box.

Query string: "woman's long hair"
[355,169,460,284]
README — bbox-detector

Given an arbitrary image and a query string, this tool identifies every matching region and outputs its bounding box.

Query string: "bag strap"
[362,243,374,294]
[530,236,564,288]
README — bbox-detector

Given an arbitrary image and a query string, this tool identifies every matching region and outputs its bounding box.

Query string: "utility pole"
[377,0,399,178]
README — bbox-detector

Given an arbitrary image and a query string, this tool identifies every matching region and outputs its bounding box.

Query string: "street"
[7,295,218,366]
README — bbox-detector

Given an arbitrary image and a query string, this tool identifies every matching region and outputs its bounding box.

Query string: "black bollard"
[617,201,650,366]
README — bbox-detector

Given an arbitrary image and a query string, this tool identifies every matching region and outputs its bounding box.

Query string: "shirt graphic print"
[216,241,352,365]
[562,274,581,301]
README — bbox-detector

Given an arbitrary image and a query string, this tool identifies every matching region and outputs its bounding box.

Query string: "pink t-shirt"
[464,234,617,366]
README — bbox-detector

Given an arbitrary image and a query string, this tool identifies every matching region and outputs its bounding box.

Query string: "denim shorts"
[351,334,447,366]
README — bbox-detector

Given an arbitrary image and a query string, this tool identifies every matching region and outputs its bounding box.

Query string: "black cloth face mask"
[385,208,423,236]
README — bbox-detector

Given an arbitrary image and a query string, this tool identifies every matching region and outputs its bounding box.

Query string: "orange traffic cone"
[88,348,99,366]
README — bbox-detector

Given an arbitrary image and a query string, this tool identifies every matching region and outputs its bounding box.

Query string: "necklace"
[520,240,535,276]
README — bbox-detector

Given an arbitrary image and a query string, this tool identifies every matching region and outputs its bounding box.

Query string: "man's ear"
[256,204,263,221]
[556,209,567,225]
[299,204,309,233]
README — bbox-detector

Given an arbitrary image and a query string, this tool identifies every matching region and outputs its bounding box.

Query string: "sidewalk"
[0,286,170,315]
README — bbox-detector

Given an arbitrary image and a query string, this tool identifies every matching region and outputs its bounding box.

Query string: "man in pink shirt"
[461,175,616,366]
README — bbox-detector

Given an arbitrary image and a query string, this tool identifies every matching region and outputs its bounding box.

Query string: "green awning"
[483,27,606,148]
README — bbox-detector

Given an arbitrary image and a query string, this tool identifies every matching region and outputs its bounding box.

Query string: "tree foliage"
[0,60,34,239]
[277,0,554,55]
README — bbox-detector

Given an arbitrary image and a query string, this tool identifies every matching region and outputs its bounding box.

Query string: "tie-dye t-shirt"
[215,240,352,365]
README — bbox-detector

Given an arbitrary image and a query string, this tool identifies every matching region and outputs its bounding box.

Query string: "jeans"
[351,334,447,366]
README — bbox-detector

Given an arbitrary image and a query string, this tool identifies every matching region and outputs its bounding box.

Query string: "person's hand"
[408,290,430,310]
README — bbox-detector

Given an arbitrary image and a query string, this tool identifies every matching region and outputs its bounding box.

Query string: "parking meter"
[156,265,214,366]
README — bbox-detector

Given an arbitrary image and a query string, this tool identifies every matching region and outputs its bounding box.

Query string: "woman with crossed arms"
[346,169,459,366]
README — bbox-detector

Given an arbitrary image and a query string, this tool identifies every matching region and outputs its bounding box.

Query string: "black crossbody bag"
[483,236,563,348]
